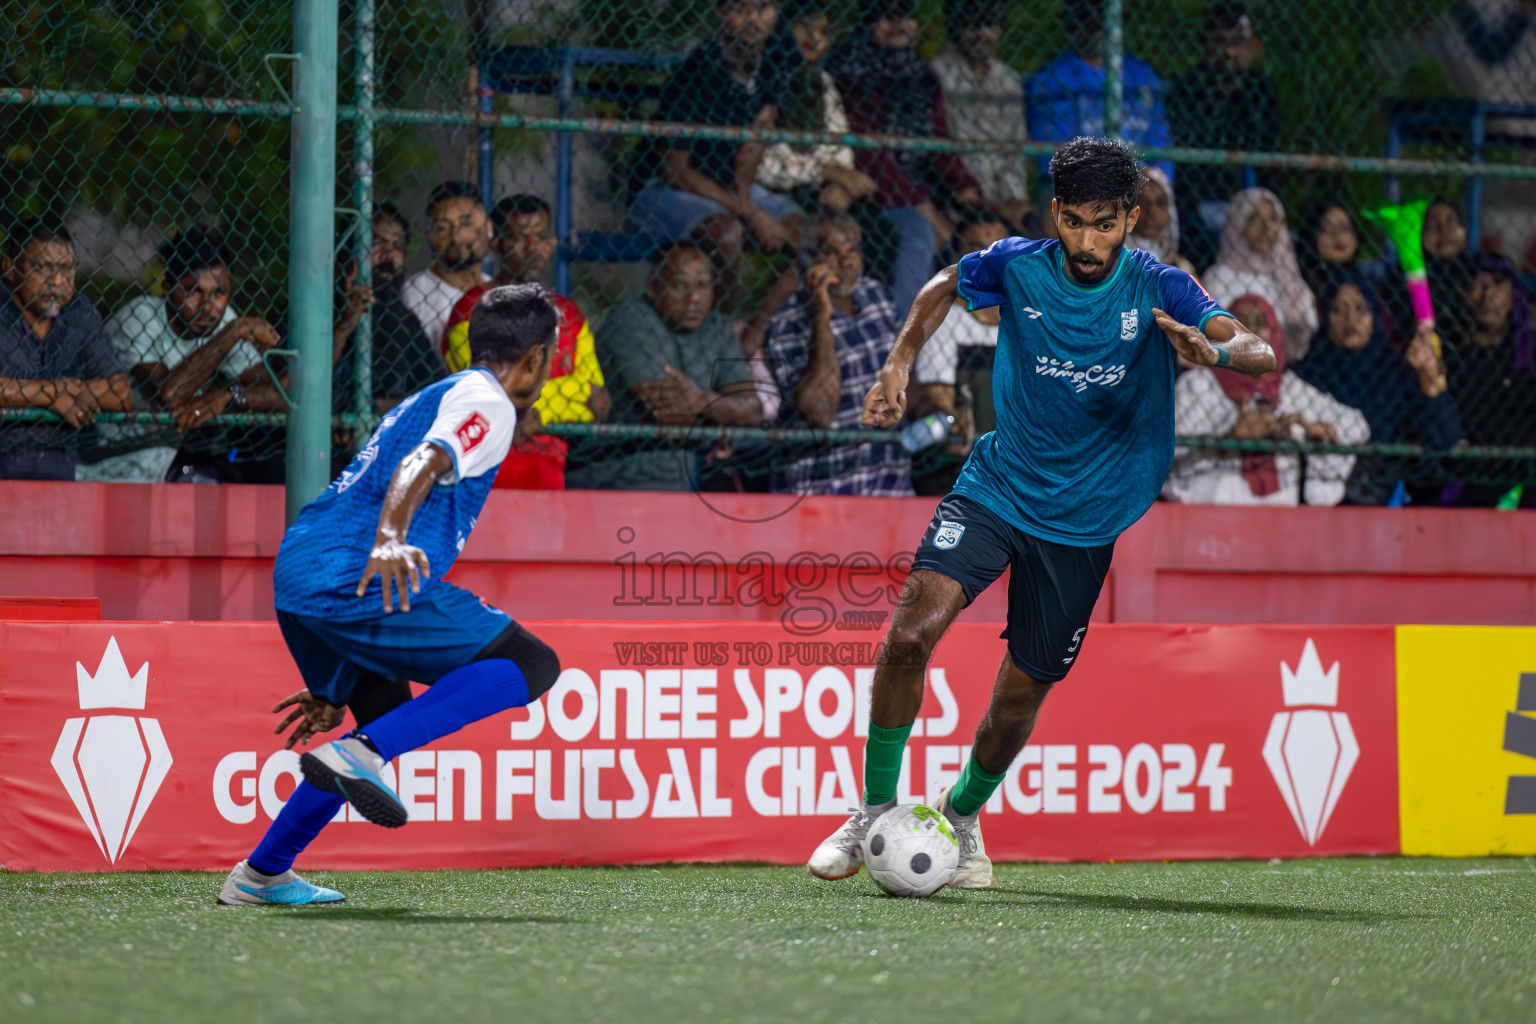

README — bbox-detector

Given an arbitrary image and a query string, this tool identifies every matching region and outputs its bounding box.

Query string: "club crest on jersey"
[455,411,490,452]
[1120,309,1139,340]
[933,520,966,550]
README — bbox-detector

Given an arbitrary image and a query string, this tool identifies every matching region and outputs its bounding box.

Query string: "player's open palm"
[357,538,431,613]
[1153,307,1217,367]
[863,363,908,428]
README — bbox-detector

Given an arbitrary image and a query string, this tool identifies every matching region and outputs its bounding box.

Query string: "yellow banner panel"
[1398,626,1536,856]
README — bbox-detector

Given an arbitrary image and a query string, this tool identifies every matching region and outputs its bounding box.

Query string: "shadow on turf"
[986,888,1413,924]
[273,908,586,925]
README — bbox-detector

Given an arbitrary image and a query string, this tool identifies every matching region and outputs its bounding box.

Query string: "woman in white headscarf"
[1127,167,1196,274]
[1202,187,1319,360]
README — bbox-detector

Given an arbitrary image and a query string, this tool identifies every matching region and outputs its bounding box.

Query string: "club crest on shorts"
[1120,309,1139,340]
[933,520,966,550]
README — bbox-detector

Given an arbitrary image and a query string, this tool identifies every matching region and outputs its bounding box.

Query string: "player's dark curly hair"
[467,282,559,367]
[1049,136,1144,216]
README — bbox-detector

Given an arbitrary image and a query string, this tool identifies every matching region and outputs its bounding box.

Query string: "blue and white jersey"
[953,238,1229,547]
[274,368,517,618]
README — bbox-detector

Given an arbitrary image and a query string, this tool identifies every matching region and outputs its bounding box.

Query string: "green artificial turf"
[1,858,1533,1023]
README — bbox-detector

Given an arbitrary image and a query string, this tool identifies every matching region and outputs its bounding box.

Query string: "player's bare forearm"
[864,266,960,428]
[375,442,452,545]
[356,441,453,611]
[1153,310,1276,377]
[890,265,960,373]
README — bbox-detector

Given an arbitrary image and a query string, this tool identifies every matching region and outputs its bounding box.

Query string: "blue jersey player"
[218,284,563,906]
[807,138,1276,888]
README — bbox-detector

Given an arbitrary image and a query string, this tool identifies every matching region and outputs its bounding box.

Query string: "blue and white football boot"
[300,735,408,828]
[217,860,345,907]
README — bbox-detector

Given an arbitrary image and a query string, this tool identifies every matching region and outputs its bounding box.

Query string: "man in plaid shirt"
[764,212,914,496]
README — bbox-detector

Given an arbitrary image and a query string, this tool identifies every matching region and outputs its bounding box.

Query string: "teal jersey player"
[953,237,1229,546]
[807,137,1278,890]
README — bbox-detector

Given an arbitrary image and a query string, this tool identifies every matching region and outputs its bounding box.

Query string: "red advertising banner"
[0,620,1399,872]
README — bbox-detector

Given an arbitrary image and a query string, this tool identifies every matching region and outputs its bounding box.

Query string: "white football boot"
[807,800,896,880]
[217,860,345,907]
[933,787,994,888]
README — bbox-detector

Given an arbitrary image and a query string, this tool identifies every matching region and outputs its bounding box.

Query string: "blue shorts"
[276,581,512,705]
[911,494,1114,684]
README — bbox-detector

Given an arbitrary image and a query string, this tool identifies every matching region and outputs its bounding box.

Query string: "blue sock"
[357,658,530,762]
[248,782,344,876]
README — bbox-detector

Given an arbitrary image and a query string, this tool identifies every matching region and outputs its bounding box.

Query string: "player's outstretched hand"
[862,363,908,428]
[1153,307,1219,367]
[356,538,431,613]
[272,690,347,749]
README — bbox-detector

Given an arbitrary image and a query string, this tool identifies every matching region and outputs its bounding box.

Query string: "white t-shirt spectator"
[915,301,1000,385]
[75,296,253,483]
[1163,367,1368,507]
[404,269,490,352]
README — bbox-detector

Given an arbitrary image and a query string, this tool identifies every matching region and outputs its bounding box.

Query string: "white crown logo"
[1263,638,1357,846]
[1280,638,1339,707]
[76,636,148,710]
[52,637,171,863]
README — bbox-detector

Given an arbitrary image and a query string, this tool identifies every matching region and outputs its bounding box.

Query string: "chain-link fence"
[4,0,1535,506]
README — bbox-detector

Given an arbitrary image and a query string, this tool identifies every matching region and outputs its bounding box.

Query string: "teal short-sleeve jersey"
[953,238,1230,546]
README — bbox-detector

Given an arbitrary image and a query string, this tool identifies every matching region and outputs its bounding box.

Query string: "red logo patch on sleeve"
[454,411,491,452]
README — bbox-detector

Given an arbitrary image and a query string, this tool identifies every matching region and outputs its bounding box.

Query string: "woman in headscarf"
[1442,253,1536,505]
[1202,187,1319,360]
[1293,267,1462,502]
[1443,251,1529,445]
[1165,292,1368,506]
[1297,196,1364,294]
[1128,167,1196,275]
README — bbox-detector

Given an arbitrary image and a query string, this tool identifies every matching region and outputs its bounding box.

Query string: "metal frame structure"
[5,3,1536,512]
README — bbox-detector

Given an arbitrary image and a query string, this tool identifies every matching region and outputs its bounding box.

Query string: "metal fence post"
[1103,0,1124,141]
[286,0,340,524]
[352,0,376,428]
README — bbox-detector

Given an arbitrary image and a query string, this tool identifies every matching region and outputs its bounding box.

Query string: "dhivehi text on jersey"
[1034,357,1129,393]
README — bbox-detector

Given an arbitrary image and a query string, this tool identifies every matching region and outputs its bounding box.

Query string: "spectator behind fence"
[764,211,913,496]
[931,0,1031,231]
[1165,292,1367,506]
[757,2,873,215]
[829,0,983,318]
[331,202,441,412]
[78,227,282,483]
[1027,0,1174,184]
[1293,268,1460,502]
[912,208,1008,495]
[403,181,491,349]
[1423,197,1475,338]
[1127,167,1195,275]
[1297,196,1366,296]
[443,194,610,489]
[572,243,761,492]
[1203,188,1318,360]
[630,0,794,299]
[1166,1,1282,267]
[1443,254,1536,506]
[0,218,132,480]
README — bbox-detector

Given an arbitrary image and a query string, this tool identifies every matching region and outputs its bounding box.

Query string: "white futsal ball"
[863,804,959,897]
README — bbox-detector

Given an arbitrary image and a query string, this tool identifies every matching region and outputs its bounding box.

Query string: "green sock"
[862,722,912,806]
[949,754,1007,817]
